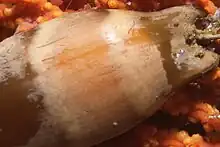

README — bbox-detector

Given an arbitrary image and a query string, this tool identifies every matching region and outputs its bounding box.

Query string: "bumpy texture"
[0,0,63,40]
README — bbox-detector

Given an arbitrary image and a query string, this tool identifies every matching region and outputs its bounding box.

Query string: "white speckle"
[0,128,2,132]
[102,25,122,44]
[208,115,220,119]
[113,122,118,126]
[179,49,185,54]
[213,9,220,20]
[126,1,132,6]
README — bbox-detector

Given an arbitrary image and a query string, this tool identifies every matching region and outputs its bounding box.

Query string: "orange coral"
[0,0,218,33]
[134,124,220,147]
[163,70,220,132]
[197,0,217,14]
[94,0,218,14]
[0,0,63,32]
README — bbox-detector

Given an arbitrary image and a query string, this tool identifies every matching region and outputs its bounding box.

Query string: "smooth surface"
[0,5,219,147]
